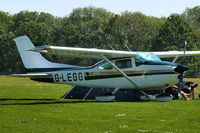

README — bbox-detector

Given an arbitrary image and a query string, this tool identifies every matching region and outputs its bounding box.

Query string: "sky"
[0,0,200,18]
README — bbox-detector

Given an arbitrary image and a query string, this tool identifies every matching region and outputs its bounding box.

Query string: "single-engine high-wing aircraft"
[11,36,200,101]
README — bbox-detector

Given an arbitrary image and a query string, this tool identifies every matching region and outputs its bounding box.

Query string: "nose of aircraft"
[174,64,189,73]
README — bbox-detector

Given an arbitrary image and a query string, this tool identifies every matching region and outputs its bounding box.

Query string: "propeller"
[174,64,189,92]
[177,72,184,91]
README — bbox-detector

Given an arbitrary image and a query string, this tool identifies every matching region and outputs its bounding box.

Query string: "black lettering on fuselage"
[61,73,67,82]
[73,73,77,81]
[54,73,84,83]
[55,74,60,82]
[78,72,83,81]
[67,73,72,81]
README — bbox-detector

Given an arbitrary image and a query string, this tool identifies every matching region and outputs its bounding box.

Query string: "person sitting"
[165,85,179,100]
[165,81,198,100]
[180,81,198,100]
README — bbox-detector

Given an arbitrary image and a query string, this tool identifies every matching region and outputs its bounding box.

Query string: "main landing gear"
[95,88,119,102]
[140,91,173,102]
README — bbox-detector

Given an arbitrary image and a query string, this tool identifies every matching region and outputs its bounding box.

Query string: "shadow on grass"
[0,98,97,105]
[0,98,57,101]
[0,98,152,105]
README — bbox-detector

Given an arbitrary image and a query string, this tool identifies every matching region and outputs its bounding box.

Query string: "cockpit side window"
[98,62,113,70]
[115,59,132,69]
[135,59,142,67]
[98,59,132,70]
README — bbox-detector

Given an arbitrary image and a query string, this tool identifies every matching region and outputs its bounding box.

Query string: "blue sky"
[0,0,199,17]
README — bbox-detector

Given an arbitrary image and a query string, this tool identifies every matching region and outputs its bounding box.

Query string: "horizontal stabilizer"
[10,73,52,78]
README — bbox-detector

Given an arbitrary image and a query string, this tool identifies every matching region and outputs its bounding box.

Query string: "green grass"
[0,76,200,133]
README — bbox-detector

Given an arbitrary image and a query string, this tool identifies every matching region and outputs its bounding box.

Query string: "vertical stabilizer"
[13,36,77,69]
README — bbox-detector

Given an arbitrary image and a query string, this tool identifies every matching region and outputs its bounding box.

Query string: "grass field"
[0,76,200,133]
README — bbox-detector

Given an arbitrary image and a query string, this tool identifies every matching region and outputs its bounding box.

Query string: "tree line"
[0,6,200,77]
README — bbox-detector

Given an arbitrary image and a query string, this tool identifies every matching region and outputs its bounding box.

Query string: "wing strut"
[100,54,139,89]
[172,56,179,63]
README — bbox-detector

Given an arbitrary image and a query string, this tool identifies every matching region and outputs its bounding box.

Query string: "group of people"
[165,81,198,100]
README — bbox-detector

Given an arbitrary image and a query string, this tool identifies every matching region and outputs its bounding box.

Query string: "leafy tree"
[105,12,164,51]
[60,7,113,48]
[14,21,52,45]
[12,11,57,45]
[0,11,19,74]
[183,6,200,30]
[0,32,24,74]
[153,14,194,51]
[57,7,113,66]
[0,11,13,32]
[154,14,200,77]
[12,11,38,32]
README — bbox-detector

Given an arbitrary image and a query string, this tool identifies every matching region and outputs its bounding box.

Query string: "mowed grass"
[0,76,200,133]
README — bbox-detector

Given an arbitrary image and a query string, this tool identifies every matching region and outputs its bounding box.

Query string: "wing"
[153,51,200,58]
[29,45,200,59]
[29,45,137,59]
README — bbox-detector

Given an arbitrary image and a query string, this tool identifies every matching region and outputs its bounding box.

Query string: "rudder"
[13,36,76,69]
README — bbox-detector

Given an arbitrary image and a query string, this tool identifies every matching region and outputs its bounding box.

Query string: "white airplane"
[12,36,200,101]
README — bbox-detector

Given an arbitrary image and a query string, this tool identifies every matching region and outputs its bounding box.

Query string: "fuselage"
[32,58,180,90]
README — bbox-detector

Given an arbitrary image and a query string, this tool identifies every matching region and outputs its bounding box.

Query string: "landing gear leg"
[139,91,157,101]
[139,91,173,102]
[95,88,119,102]
[112,88,120,94]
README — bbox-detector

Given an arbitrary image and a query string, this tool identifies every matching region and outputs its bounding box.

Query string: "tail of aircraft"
[13,36,77,69]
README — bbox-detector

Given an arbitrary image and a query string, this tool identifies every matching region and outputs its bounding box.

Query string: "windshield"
[135,52,161,62]
[135,52,161,66]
